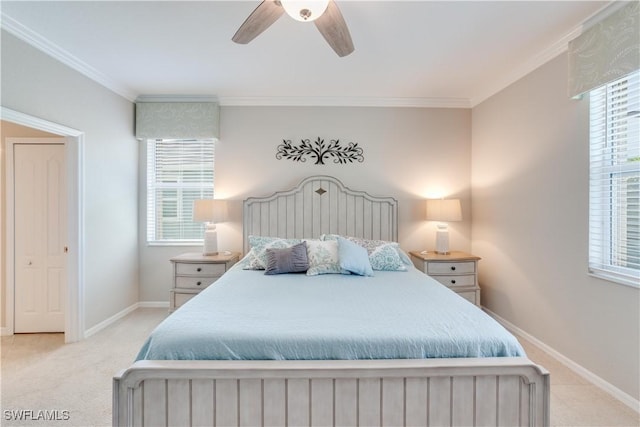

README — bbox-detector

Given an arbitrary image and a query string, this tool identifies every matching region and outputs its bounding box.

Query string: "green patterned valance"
[568,1,639,98]
[135,96,220,140]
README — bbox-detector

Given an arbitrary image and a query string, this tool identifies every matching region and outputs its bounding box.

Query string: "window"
[147,139,215,244]
[589,70,640,287]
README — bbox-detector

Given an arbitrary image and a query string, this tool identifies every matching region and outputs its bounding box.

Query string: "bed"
[114,175,549,426]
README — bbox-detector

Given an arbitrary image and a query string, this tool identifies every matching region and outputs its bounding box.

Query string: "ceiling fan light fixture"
[281,0,330,22]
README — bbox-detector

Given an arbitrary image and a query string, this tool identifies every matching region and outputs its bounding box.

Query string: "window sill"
[589,269,640,289]
[147,241,202,247]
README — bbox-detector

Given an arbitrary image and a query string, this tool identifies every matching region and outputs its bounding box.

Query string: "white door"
[14,142,67,333]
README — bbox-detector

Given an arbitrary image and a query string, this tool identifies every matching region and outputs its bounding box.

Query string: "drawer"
[171,291,197,309]
[456,289,479,305]
[432,274,475,288]
[427,261,475,275]
[175,276,217,289]
[175,262,226,276]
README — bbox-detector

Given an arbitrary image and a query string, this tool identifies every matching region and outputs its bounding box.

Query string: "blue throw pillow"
[322,234,407,271]
[337,237,374,276]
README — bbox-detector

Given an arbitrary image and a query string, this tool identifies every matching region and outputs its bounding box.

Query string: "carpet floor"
[1,307,638,426]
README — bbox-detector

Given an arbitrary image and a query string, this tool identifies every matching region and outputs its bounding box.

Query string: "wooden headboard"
[243,176,398,253]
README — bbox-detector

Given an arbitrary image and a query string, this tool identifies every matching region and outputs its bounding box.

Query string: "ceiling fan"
[232,0,354,57]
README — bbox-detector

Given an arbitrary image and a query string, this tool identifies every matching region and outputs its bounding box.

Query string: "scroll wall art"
[276,137,364,165]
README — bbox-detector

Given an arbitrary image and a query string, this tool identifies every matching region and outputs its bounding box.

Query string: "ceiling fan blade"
[314,0,354,57]
[232,0,285,44]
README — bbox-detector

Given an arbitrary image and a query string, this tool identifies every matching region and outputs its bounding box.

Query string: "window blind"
[147,139,215,243]
[589,70,640,286]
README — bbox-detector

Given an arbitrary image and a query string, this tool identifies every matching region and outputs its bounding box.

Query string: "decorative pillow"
[235,253,253,269]
[394,248,413,266]
[264,242,309,275]
[243,236,302,270]
[337,237,373,276]
[304,239,343,276]
[322,234,407,271]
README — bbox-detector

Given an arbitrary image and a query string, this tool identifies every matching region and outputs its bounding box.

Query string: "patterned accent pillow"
[304,239,343,276]
[322,234,407,271]
[243,236,302,270]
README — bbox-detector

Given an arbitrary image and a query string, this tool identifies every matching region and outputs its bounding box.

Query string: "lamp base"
[203,224,218,256]
[435,228,450,255]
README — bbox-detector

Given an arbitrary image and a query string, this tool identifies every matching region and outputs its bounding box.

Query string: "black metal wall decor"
[276,137,364,165]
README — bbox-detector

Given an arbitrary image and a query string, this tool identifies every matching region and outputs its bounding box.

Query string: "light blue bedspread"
[137,264,524,361]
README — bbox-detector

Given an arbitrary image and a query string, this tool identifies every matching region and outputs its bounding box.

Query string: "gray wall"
[1,31,139,331]
[139,106,472,301]
[471,53,640,400]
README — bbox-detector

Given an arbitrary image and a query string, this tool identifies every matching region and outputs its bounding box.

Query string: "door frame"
[2,107,84,343]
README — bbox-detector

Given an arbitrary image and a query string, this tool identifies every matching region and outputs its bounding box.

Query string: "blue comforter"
[137,264,524,361]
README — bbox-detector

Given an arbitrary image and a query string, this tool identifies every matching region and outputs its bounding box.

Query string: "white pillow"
[304,239,343,276]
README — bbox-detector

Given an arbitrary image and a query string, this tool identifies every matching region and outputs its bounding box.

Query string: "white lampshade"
[192,199,228,223]
[192,199,228,256]
[281,0,329,21]
[426,199,462,222]
[425,199,462,254]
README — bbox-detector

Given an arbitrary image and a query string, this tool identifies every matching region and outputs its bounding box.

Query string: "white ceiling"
[1,1,608,107]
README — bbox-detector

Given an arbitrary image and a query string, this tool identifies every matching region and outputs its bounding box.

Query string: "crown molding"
[469,1,619,107]
[217,96,471,108]
[469,25,582,107]
[0,11,469,109]
[1,12,137,102]
[2,3,614,110]
[136,95,219,103]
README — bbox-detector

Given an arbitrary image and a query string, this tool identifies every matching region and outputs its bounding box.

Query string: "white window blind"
[147,139,215,244]
[589,70,640,287]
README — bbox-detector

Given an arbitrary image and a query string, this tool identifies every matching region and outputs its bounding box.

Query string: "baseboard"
[484,307,640,413]
[1,302,165,339]
[83,302,140,339]
[83,302,168,338]
[138,301,170,308]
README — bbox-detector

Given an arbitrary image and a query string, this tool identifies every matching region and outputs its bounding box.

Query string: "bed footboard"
[113,357,549,427]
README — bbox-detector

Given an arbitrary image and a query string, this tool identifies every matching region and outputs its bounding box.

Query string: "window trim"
[588,71,640,288]
[146,240,200,248]
[588,269,639,289]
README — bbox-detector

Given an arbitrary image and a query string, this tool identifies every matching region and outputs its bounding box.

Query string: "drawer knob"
[451,280,456,284]
[197,281,202,286]
[196,267,202,272]
[451,266,456,271]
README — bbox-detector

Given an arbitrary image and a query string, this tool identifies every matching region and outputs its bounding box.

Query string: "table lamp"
[192,199,228,255]
[426,198,462,254]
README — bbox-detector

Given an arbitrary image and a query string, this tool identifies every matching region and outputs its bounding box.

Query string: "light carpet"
[1,308,638,427]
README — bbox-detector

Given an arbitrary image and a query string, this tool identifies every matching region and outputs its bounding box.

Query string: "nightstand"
[409,251,481,306]
[169,252,240,312]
